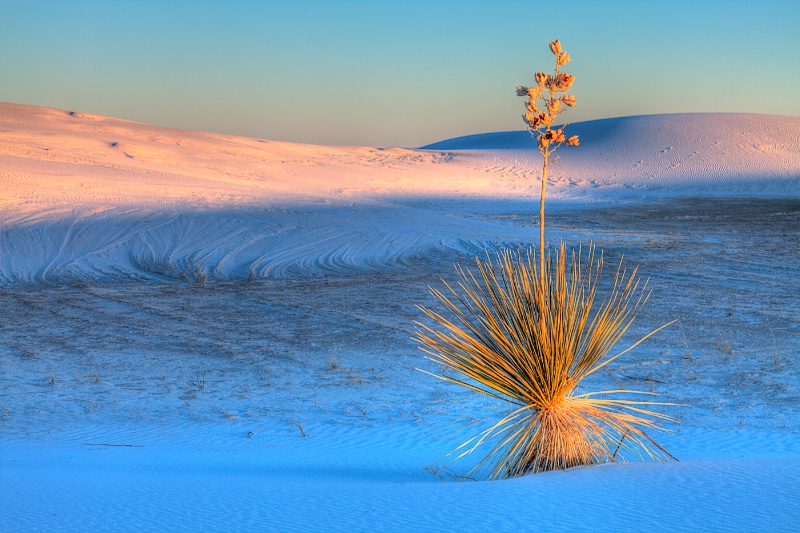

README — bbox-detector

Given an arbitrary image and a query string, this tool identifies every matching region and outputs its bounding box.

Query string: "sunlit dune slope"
[0,102,472,212]
[2,103,798,212]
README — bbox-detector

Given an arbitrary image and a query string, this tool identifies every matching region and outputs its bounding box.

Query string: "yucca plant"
[415,40,675,480]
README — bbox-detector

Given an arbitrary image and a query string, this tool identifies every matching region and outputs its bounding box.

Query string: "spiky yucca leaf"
[415,244,675,480]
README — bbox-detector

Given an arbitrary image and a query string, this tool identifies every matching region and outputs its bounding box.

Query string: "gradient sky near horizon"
[2,0,798,147]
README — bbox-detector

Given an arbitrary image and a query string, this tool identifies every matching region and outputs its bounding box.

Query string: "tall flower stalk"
[516,39,579,285]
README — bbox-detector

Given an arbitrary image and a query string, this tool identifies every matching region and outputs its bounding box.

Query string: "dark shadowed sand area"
[2,198,797,436]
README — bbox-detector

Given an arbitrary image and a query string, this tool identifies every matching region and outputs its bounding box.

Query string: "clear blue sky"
[1,0,798,147]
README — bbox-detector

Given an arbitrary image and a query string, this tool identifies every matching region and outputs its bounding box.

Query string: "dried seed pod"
[566,135,580,146]
[549,40,562,55]
[556,73,575,91]
[562,94,576,107]
[524,112,541,128]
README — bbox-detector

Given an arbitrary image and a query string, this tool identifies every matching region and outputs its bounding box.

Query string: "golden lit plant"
[415,40,676,480]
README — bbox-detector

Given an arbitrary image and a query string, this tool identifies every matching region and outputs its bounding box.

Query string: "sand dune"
[1,103,798,285]
[1,103,799,531]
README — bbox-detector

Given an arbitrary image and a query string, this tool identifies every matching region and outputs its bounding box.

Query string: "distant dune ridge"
[425,113,800,190]
[1,103,798,285]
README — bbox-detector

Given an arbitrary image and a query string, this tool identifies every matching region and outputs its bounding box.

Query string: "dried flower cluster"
[517,40,579,156]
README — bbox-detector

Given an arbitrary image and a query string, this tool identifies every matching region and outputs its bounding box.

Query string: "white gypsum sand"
[1,103,799,531]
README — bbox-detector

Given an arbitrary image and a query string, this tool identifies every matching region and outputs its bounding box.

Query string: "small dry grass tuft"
[415,244,676,479]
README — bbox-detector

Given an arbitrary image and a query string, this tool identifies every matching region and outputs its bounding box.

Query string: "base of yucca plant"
[415,243,676,480]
